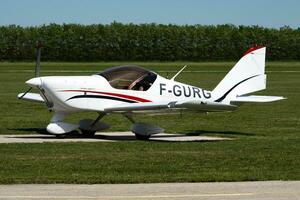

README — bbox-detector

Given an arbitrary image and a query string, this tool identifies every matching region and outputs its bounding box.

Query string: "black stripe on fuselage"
[215,75,260,102]
[67,95,137,103]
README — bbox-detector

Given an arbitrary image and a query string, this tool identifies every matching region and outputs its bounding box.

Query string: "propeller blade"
[18,87,32,99]
[35,41,42,77]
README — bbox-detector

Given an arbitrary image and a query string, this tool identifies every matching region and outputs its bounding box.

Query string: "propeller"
[18,41,42,99]
[35,40,42,77]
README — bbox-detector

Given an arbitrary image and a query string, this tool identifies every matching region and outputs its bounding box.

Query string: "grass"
[0,61,299,183]
[0,140,298,184]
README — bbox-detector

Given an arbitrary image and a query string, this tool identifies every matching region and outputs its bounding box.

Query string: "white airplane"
[18,46,285,140]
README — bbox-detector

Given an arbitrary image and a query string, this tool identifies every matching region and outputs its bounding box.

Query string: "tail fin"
[213,46,266,103]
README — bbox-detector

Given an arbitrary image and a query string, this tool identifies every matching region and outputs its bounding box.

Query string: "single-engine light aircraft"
[18,46,285,140]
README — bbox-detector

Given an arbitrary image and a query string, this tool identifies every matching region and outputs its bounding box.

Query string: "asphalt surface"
[0,181,298,200]
[0,132,229,143]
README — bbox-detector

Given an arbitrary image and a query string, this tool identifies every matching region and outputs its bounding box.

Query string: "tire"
[80,129,96,138]
[55,134,66,138]
[135,134,151,140]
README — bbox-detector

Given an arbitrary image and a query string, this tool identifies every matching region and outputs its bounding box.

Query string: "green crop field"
[0,61,299,184]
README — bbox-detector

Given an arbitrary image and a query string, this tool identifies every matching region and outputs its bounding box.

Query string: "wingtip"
[17,93,24,99]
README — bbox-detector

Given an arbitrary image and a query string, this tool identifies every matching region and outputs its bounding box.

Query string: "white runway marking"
[0,132,229,143]
[0,193,254,199]
[0,182,299,200]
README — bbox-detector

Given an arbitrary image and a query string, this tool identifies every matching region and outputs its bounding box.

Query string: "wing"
[17,92,44,103]
[104,100,236,113]
[104,101,176,112]
[177,100,237,112]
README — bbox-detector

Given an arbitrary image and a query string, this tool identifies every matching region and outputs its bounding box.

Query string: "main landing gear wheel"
[80,129,96,138]
[131,123,164,141]
[55,134,66,138]
[123,113,163,141]
[135,134,151,140]
[78,113,108,138]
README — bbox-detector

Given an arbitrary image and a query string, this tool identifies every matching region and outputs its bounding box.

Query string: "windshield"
[98,65,157,91]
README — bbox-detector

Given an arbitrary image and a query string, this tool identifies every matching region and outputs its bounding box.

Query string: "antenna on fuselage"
[35,40,42,77]
[170,65,187,81]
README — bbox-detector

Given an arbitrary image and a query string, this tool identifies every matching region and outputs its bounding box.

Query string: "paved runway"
[0,132,229,143]
[0,181,298,200]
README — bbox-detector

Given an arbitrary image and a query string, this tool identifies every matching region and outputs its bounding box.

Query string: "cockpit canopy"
[98,65,157,91]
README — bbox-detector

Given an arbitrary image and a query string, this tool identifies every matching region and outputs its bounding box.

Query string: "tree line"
[0,23,299,61]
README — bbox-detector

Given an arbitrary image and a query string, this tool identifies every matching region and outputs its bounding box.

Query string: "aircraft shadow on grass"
[184,130,255,136]
[8,128,253,142]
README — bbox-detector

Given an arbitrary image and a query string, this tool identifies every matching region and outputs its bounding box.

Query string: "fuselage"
[27,73,213,113]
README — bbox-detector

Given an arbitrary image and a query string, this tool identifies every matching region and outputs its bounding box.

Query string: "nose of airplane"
[26,77,42,87]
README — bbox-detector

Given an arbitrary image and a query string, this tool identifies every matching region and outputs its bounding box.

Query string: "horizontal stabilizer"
[231,95,286,103]
[17,92,44,102]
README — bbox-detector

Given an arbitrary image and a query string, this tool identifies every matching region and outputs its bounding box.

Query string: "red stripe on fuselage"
[62,90,151,103]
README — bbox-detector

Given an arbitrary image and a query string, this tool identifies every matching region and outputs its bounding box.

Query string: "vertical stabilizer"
[213,46,266,103]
